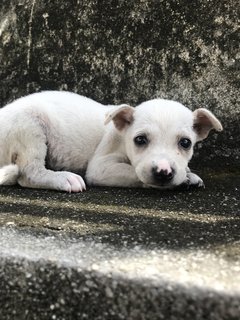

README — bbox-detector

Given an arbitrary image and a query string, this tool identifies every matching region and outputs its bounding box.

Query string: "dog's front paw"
[186,172,205,188]
[57,172,86,193]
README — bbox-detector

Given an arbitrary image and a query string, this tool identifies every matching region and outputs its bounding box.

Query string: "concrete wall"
[0,0,239,170]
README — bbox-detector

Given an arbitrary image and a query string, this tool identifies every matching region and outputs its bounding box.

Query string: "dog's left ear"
[193,108,223,141]
[104,104,135,131]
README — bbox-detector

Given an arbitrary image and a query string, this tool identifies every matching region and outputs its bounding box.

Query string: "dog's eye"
[179,138,192,150]
[134,135,148,146]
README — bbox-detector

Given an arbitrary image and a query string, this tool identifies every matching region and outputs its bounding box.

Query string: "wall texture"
[0,0,239,169]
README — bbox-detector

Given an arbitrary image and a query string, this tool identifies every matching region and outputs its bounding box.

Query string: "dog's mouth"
[146,183,175,190]
[140,168,177,189]
[138,172,188,189]
[145,179,177,189]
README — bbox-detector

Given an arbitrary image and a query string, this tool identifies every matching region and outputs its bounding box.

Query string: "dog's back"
[0,91,109,172]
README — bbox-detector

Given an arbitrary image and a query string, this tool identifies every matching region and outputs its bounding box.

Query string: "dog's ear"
[193,108,223,141]
[104,104,135,130]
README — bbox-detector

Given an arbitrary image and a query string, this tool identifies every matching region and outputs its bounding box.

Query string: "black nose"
[152,167,175,184]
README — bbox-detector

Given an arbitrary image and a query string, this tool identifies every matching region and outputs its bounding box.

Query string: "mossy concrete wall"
[0,0,239,169]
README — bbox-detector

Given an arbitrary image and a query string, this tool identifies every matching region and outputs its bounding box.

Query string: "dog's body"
[0,91,222,192]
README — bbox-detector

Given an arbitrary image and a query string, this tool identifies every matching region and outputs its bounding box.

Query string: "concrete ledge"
[0,174,239,319]
[0,233,239,320]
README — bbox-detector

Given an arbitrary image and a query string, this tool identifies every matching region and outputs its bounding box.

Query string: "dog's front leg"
[86,154,142,187]
[185,167,205,188]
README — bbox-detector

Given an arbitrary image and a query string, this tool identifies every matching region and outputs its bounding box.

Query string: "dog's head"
[105,99,223,188]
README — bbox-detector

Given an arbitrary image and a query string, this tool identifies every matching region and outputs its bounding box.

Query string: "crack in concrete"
[27,0,37,69]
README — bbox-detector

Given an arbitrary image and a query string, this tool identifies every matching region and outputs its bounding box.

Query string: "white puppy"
[0,91,222,192]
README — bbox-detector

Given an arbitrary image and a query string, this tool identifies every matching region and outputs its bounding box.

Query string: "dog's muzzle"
[152,166,175,185]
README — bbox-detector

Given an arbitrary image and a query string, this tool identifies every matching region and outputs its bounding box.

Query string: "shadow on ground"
[0,173,239,252]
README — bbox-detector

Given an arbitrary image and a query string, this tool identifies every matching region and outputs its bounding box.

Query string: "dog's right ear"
[104,104,135,131]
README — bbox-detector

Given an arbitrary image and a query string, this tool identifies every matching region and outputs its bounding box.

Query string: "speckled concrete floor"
[0,172,239,319]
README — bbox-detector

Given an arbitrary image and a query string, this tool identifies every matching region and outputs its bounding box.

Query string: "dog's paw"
[186,172,205,188]
[175,172,204,191]
[57,172,86,193]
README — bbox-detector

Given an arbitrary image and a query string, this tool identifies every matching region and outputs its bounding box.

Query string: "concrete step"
[0,173,239,319]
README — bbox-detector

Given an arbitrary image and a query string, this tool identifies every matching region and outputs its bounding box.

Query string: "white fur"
[0,91,222,192]
[0,164,19,185]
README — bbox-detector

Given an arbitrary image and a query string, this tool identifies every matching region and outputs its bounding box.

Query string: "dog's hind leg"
[0,164,19,185]
[14,128,86,193]
[18,161,86,192]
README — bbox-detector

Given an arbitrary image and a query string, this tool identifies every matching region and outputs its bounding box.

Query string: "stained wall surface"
[0,0,239,169]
